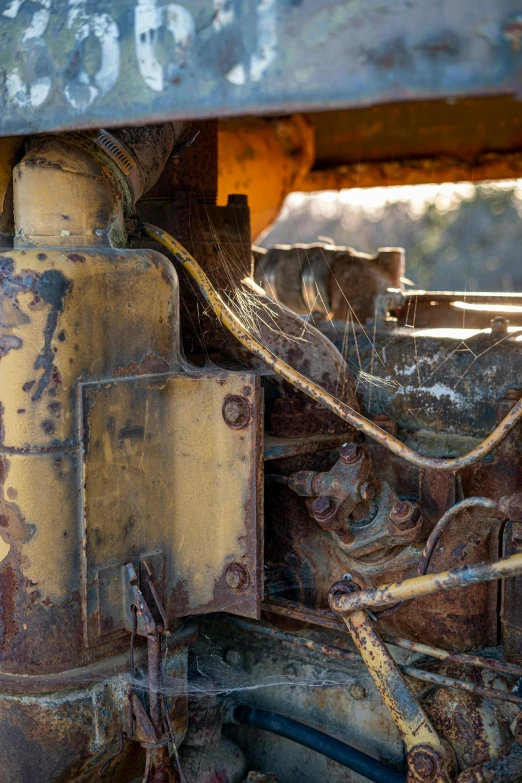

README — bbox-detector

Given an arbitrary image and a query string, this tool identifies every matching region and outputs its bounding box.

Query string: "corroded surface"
[2,2,522,135]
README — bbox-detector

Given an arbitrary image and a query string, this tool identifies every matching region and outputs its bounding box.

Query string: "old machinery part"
[329,554,522,614]
[224,617,522,708]
[261,597,522,678]
[376,288,522,331]
[418,498,501,575]
[143,223,522,472]
[254,243,404,321]
[179,691,246,783]
[232,704,405,783]
[328,581,456,782]
[0,129,264,782]
[217,115,315,239]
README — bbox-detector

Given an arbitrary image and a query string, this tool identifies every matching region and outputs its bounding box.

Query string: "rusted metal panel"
[2,1,522,136]
[80,370,263,643]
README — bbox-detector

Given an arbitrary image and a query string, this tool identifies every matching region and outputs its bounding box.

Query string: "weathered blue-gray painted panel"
[1,0,522,135]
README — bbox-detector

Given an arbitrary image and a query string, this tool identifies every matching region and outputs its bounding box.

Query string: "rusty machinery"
[5,2,522,783]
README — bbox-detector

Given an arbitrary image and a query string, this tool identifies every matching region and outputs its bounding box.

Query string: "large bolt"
[312,495,336,522]
[412,752,435,778]
[389,500,420,529]
[491,316,510,334]
[225,562,250,590]
[222,394,251,429]
[340,442,362,465]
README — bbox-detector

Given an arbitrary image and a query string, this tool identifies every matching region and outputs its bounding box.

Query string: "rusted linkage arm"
[328,553,522,782]
[328,585,456,782]
[329,552,522,615]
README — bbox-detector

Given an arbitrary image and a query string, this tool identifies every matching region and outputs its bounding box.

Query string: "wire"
[144,223,522,472]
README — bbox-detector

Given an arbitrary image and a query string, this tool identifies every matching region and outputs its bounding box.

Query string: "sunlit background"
[261,181,522,292]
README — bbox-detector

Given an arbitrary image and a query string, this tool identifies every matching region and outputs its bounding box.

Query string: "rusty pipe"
[329,553,522,614]
[262,598,522,679]
[144,224,522,472]
[224,617,522,706]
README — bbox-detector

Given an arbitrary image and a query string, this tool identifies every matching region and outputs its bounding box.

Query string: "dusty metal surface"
[81,370,263,635]
[2,2,522,136]
[320,324,522,440]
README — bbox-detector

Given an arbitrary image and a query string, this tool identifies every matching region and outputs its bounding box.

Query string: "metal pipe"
[384,634,522,679]
[329,553,522,614]
[233,704,406,783]
[399,665,522,706]
[224,617,522,705]
[262,598,522,678]
[143,223,522,472]
[418,497,499,575]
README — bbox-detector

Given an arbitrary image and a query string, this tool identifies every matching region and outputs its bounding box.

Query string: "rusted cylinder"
[0,136,181,781]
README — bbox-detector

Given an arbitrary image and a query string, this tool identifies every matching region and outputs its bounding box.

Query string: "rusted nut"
[412,752,435,778]
[499,493,522,522]
[288,470,318,497]
[225,562,250,590]
[312,495,337,526]
[328,578,361,614]
[389,500,420,529]
[491,316,510,334]
[222,394,251,429]
[359,481,375,501]
[340,442,363,465]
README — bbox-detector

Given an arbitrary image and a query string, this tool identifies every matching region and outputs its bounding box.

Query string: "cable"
[418,497,499,575]
[144,223,522,472]
[233,704,405,783]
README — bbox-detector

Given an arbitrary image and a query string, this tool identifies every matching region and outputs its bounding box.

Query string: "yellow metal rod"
[340,608,455,780]
[144,223,522,472]
[330,552,522,614]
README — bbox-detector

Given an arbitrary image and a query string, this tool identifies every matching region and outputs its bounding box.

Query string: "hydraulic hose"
[144,223,522,472]
[233,704,405,783]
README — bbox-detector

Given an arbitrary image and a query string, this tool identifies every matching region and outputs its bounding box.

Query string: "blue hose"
[233,704,405,783]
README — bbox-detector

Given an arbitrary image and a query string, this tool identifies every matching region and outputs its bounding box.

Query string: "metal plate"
[80,371,262,646]
[1,0,522,136]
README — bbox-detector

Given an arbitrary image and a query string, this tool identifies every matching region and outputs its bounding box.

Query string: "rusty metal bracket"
[122,563,180,783]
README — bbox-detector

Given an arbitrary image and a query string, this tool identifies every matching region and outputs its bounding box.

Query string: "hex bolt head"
[222,394,251,429]
[340,442,362,465]
[225,562,250,590]
[412,752,435,778]
[389,500,420,529]
[312,495,336,522]
[359,481,375,501]
[491,316,510,334]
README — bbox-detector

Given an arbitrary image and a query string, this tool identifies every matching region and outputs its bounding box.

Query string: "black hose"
[233,704,405,783]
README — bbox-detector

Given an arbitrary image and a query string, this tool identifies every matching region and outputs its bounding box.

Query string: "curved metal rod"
[144,223,522,472]
[418,497,500,575]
